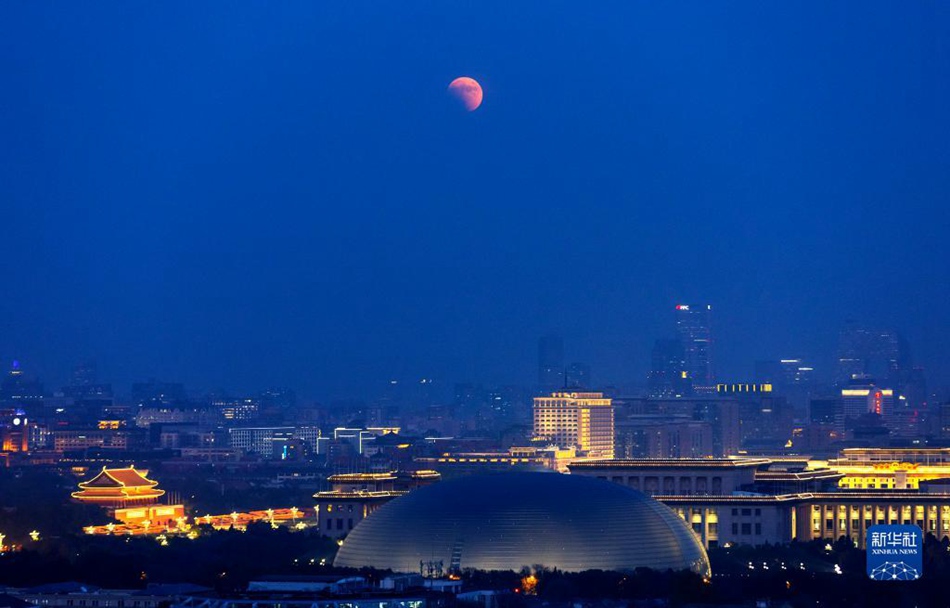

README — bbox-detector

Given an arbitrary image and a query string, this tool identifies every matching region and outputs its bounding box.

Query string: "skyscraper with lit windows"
[533,391,614,457]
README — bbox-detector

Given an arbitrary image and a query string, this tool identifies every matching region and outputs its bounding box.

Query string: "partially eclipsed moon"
[448,76,483,111]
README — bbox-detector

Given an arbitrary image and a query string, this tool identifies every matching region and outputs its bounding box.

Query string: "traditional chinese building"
[71,466,165,508]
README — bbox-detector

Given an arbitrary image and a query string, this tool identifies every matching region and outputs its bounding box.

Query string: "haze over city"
[2,2,948,399]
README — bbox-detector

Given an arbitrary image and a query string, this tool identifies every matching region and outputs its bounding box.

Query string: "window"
[741,523,752,535]
[754,509,761,516]
[741,508,751,516]
[755,523,761,535]
[731,508,738,516]
[731,523,738,535]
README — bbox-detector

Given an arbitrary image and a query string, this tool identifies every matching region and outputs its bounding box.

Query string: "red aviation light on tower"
[675,304,689,311]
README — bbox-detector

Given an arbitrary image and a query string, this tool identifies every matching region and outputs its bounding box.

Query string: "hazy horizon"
[2,2,948,400]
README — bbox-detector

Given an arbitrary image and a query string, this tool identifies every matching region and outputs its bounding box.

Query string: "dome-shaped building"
[333,472,709,576]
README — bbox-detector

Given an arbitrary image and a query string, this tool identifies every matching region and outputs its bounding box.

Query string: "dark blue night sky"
[1,2,948,398]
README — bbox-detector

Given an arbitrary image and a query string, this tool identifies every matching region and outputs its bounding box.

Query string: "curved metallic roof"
[333,472,709,575]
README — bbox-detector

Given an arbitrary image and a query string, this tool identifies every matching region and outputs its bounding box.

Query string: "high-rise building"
[648,339,690,398]
[71,360,98,387]
[715,384,794,449]
[533,391,614,457]
[565,362,591,388]
[840,378,895,426]
[537,334,564,389]
[614,416,713,458]
[809,397,841,426]
[674,304,714,390]
[836,323,908,387]
[0,362,45,421]
[131,380,187,408]
[754,358,816,419]
[620,397,740,457]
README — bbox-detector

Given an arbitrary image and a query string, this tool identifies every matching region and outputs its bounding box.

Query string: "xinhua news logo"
[866,524,922,581]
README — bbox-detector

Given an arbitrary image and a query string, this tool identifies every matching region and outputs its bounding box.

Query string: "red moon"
[448,76,483,111]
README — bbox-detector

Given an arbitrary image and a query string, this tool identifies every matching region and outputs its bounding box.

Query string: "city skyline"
[0,314,938,403]
[2,2,948,399]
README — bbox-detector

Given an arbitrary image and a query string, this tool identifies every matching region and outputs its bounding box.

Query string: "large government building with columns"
[569,457,950,549]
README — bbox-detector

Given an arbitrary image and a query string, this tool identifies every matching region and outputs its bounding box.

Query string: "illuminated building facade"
[52,428,143,452]
[228,426,322,458]
[71,466,165,507]
[115,503,186,526]
[716,383,773,394]
[828,448,950,490]
[0,409,30,452]
[571,457,950,549]
[414,446,575,477]
[533,391,614,458]
[334,427,400,455]
[841,385,894,420]
[214,397,260,421]
[661,493,950,549]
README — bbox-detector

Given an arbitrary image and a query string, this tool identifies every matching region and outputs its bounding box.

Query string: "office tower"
[648,338,690,398]
[259,387,297,411]
[614,417,713,458]
[674,304,714,389]
[836,323,908,387]
[131,380,187,408]
[622,396,740,456]
[258,387,297,423]
[0,361,44,411]
[62,361,114,422]
[533,391,614,457]
[565,362,591,389]
[809,397,841,426]
[754,358,816,419]
[71,361,98,387]
[753,358,816,388]
[537,334,564,389]
[840,378,894,424]
[902,367,929,411]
